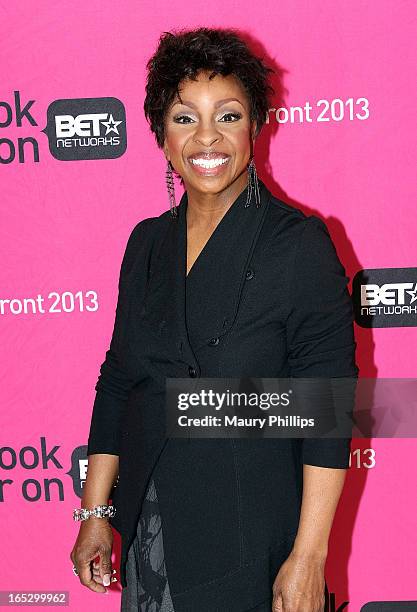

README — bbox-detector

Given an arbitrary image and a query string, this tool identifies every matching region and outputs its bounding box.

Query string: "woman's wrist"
[291,538,328,562]
[81,496,111,507]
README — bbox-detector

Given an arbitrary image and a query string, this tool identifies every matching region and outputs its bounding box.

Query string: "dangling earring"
[245,157,261,209]
[166,160,178,219]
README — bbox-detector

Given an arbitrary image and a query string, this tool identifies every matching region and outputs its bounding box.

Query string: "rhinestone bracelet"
[73,504,116,522]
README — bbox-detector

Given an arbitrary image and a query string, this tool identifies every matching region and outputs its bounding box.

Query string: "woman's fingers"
[92,567,117,583]
[78,561,107,593]
[92,560,117,584]
[92,575,118,584]
[92,563,116,575]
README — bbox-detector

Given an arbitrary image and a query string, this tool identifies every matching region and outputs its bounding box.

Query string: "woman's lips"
[187,155,231,176]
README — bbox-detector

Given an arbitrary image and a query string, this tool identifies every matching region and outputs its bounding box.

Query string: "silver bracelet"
[73,504,116,522]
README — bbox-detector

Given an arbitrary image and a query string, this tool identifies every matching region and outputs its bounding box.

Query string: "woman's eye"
[173,115,194,124]
[219,112,242,122]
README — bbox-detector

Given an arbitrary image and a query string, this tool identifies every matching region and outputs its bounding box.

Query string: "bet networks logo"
[0,92,127,164]
[353,268,417,328]
[42,97,127,160]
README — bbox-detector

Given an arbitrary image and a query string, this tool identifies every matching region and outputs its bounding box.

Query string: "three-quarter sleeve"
[285,216,359,468]
[87,219,151,456]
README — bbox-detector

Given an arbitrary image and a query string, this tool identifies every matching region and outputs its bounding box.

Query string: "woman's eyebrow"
[171,97,244,109]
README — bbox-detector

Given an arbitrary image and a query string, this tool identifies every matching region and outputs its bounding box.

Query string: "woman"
[70,27,358,612]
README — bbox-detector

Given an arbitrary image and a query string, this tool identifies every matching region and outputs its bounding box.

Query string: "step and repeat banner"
[1,1,416,610]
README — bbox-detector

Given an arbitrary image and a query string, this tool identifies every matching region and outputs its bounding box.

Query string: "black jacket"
[87,179,358,610]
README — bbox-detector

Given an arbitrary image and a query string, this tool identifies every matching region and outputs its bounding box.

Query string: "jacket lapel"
[142,179,271,367]
[176,178,271,356]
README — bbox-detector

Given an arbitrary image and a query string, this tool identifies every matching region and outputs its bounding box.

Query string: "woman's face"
[163,70,257,197]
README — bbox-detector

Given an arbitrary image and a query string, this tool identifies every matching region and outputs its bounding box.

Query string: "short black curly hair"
[144,27,275,149]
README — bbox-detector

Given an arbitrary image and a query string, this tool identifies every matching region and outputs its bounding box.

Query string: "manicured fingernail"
[103,574,111,586]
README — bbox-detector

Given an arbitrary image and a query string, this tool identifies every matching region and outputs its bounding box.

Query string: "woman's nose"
[194,135,220,147]
[193,124,222,147]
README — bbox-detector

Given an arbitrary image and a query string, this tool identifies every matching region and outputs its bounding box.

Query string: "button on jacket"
[87,178,359,611]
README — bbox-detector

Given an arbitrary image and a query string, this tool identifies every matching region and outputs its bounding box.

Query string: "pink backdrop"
[1,1,416,610]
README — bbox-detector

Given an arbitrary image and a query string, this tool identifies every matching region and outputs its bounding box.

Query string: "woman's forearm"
[81,453,119,508]
[291,464,347,559]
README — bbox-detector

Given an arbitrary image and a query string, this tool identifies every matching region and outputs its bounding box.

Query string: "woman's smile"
[187,153,231,176]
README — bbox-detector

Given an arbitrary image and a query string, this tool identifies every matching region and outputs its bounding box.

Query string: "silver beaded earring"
[245,157,261,208]
[166,160,178,219]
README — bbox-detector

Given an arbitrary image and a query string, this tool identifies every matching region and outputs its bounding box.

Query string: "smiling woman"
[71,26,358,612]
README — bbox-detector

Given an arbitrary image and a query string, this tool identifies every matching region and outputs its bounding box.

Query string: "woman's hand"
[271,549,326,612]
[70,517,115,593]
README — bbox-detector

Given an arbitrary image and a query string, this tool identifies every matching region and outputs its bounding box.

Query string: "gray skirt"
[121,477,175,612]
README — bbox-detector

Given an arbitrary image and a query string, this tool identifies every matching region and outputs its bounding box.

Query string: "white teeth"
[190,157,229,168]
